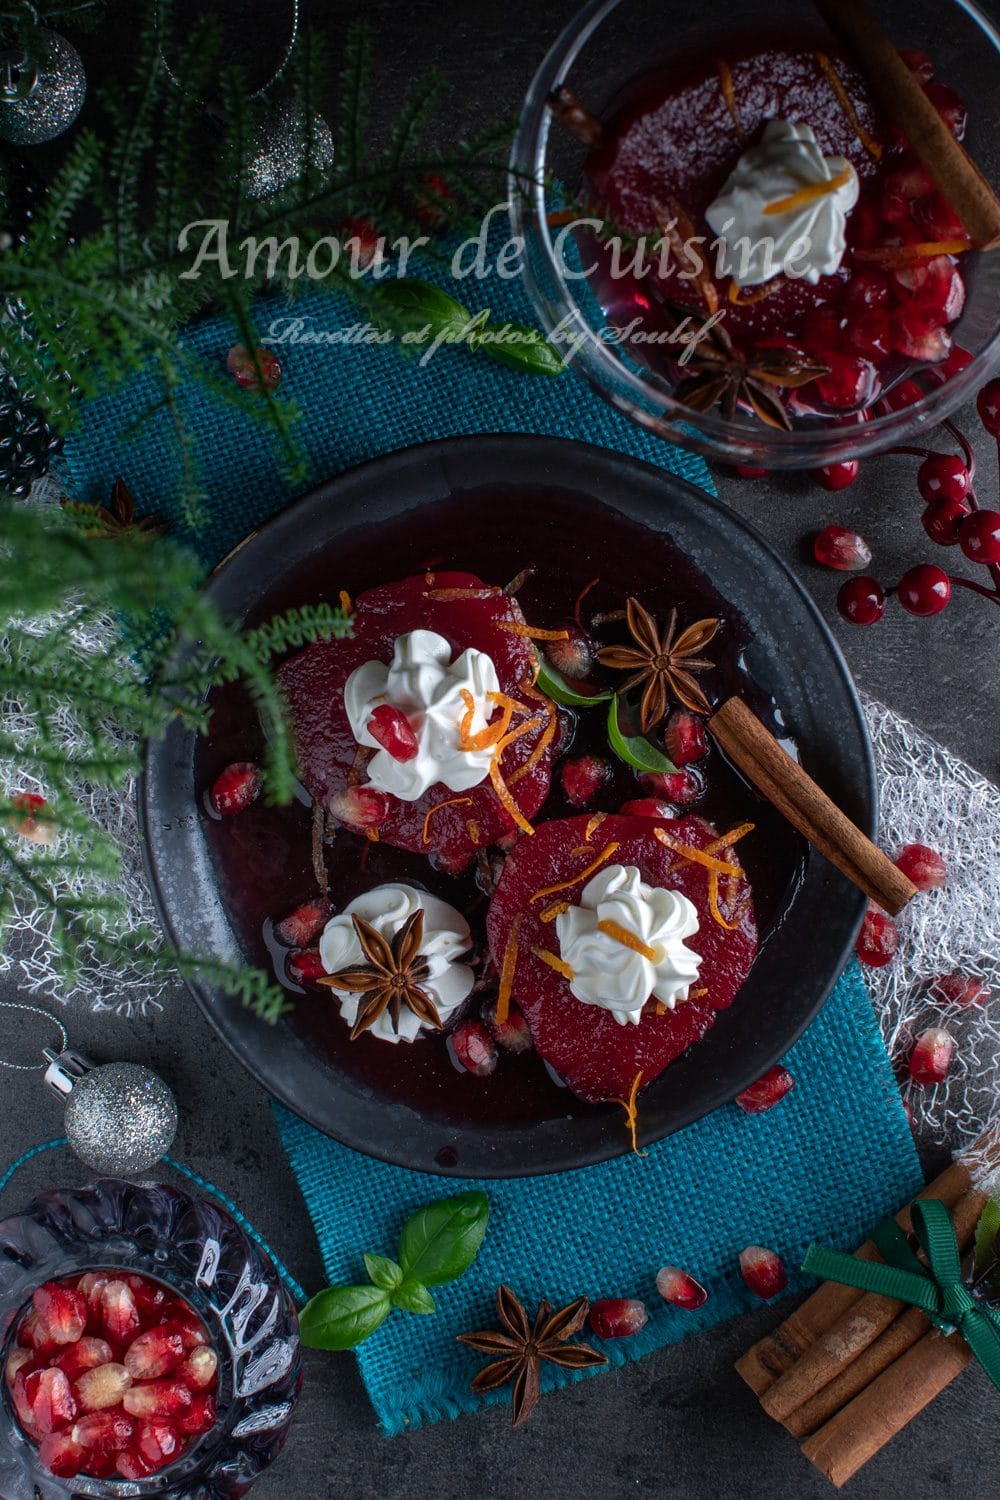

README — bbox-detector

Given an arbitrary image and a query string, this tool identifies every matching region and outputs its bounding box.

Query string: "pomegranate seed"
[18,1308,56,1353]
[664,709,707,766]
[124,1326,187,1382]
[802,305,844,356]
[811,459,860,491]
[286,946,327,987]
[273,895,332,947]
[641,767,704,805]
[33,1283,87,1346]
[739,1246,788,1299]
[892,307,951,363]
[815,353,878,411]
[327,783,392,831]
[880,377,925,413]
[481,997,533,1054]
[367,703,419,762]
[415,171,452,226]
[936,345,974,381]
[545,624,595,680]
[930,973,991,1008]
[25,1367,77,1434]
[922,497,970,546]
[123,1378,193,1420]
[856,906,899,967]
[735,1064,795,1114]
[898,563,951,616]
[977,378,1000,435]
[137,1416,182,1467]
[916,192,969,241]
[917,454,971,505]
[6,1347,34,1386]
[656,1265,709,1310]
[448,1019,498,1077]
[813,525,872,572]
[77,1273,110,1316]
[924,79,966,138]
[178,1344,219,1390]
[99,1281,140,1344]
[588,1298,649,1339]
[617,797,678,821]
[177,1391,216,1437]
[53,1336,114,1381]
[226,343,281,392]
[895,842,946,890]
[341,216,387,273]
[898,47,934,82]
[959,510,1000,565]
[7,791,55,845]
[209,761,262,817]
[560,754,612,808]
[909,1026,955,1085]
[844,270,890,315]
[11,1369,40,1436]
[837,576,885,625]
[75,1362,132,1412]
[169,1310,210,1352]
[38,1430,85,1478]
[117,1448,158,1480]
[847,310,892,360]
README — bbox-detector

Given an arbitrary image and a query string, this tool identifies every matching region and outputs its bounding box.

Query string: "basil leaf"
[398,1190,490,1286]
[299,1284,391,1351]
[391,1279,437,1315]
[364,1253,404,1291]
[607,695,677,774]
[534,653,610,709]
[476,320,566,376]
[974,1199,1000,1275]
[373,278,471,341]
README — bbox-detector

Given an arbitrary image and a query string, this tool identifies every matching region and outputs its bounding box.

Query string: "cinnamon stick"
[814,0,1000,249]
[784,1305,928,1437]
[708,696,917,915]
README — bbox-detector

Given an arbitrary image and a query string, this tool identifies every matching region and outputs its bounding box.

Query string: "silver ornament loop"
[0,999,68,1070]
[0,49,39,104]
[63,1060,178,1176]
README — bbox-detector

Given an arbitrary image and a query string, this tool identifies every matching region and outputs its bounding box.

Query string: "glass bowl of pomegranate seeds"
[510,0,1000,468]
[0,1179,301,1497]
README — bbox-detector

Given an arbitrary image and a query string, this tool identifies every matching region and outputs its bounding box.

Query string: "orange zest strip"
[338,589,353,614]
[613,1071,647,1158]
[490,758,534,835]
[763,164,853,217]
[498,622,571,641]
[530,841,621,904]
[424,570,435,585]
[815,52,882,160]
[423,586,501,601]
[496,914,522,1025]
[540,899,571,923]
[421,796,473,846]
[853,239,971,266]
[727,279,781,305]
[707,870,743,930]
[705,821,756,856]
[652,827,740,876]
[584,811,607,843]
[715,57,743,142]
[466,818,481,845]
[691,987,708,998]
[532,945,575,982]
[508,708,556,786]
[596,918,659,962]
[574,576,600,631]
[365,827,380,843]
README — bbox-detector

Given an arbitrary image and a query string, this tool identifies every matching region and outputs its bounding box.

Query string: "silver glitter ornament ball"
[64,1062,178,1176]
[245,101,334,199]
[0,30,87,146]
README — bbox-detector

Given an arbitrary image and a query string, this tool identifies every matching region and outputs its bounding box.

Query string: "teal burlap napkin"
[61,234,921,1436]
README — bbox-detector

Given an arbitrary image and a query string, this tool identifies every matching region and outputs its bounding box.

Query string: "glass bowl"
[509,0,1000,468]
[0,1179,301,1499]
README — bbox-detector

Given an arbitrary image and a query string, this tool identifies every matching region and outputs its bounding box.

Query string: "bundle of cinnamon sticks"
[736,1131,1000,1486]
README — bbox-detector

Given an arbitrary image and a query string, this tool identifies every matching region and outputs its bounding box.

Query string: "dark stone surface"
[2,2,999,1496]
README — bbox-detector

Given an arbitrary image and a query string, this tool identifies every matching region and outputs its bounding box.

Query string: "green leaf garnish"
[363,1253,404,1291]
[974,1199,1000,1276]
[392,1280,437,1315]
[299,1285,391,1351]
[607,695,677,774]
[534,654,611,709]
[474,320,566,377]
[372,277,472,342]
[398,1190,490,1286]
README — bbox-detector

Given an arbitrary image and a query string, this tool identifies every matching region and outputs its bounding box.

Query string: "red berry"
[959,509,1000,565]
[38,1431,85,1478]
[640,767,704,805]
[286,946,326,987]
[33,1283,86,1346]
[664,709,707,766]
[855,906,899,967]
[617,797,678,821]
[894,842,946,890]
[449,1019,498,1077]
[917,454,971,504]
[977,378,1000,435]
[735,1064,795,1114]
[908,1026,955,1085]
[924,79,967,138]
[481,997,533,1054]
[209,761,262,817]
[341,216,386,273]
[897,563,951,616]
[560,754,612,809]
[327,784,392,831]
[7,791,55,845]
[655,1265,709,1310]
[273,895,332,947]
[739,1246,788,1300]
[813,525,872,571]
[837,576,885,625]
[225,344,281,392]
[921,497,970,547]
[930,973,991,1008]
[124,1326,186,1382]
[367,704,419,762]
[811,459,860,491]
[544,624,595,680]
[814,353,879,411]
[588,1298,649,1339]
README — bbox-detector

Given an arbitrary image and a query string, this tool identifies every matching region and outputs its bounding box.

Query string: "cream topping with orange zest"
[555,864,702,1026]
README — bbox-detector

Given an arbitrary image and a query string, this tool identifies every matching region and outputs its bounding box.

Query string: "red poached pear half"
[278,572,556,863]
[486,813,758,1103]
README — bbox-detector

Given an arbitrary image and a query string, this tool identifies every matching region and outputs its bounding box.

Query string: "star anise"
[597,597,719,728]
[62,477,167,539]
[457,1285,608,1427]
[656,300,829,431]
[316,908,442,1041]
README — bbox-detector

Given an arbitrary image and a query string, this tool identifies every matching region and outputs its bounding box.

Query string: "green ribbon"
[802,1199,1000,1392]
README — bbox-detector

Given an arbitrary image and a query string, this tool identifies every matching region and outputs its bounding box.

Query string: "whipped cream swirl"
[344,629,501,802]
[705,120,859,287]
[555,864,702,1025]
[319,883,475,1044]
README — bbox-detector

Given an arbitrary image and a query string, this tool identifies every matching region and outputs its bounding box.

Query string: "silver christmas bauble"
[245,100,334,199]
[62,1061,178,1176]
[0,30,87,146]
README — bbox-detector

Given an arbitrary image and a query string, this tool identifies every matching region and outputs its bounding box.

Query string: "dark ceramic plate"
[141,435,874,1178]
